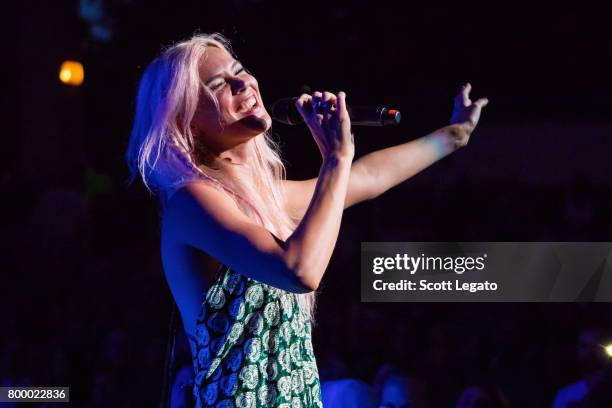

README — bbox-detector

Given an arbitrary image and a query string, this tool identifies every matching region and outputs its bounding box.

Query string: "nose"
[229,77,247,95]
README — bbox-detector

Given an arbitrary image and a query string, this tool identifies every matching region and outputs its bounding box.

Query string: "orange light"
[59,60,84,86]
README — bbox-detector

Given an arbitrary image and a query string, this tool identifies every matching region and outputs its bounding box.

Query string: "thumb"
[473,98,489,108]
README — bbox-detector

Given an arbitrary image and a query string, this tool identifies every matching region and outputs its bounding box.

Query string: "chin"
[262,112,273,131]
[236,111,272,135]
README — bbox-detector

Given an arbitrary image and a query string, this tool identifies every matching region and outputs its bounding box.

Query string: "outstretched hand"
[449,83,489,146]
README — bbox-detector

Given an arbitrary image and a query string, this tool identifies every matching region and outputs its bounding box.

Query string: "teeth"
[238,96,257,113]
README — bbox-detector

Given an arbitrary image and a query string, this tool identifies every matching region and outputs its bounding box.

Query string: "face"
[190,46,272,154]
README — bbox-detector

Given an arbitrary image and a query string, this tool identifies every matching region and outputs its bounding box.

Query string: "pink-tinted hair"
[125,33,316,317]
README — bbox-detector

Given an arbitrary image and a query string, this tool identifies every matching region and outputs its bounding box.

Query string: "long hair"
[125,33,315,318]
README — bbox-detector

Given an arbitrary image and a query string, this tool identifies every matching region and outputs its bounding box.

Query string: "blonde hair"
[125,33,315,318]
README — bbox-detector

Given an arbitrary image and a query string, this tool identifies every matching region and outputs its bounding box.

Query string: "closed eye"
[210,80,226,91]
[210,66,247,91]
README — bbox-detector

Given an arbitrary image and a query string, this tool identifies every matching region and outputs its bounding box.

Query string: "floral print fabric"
[189,266,322,407]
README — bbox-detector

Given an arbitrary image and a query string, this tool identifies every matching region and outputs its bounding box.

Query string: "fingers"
[296,90,347,128]
[321,91,336,126]
[311,91,323,113]
[461,83,472,106]
[295,92,326,127]
[336,91,350,135]
[336,91,347,117]
[454,84,469,108]
[473,97,489,108]
[295,93,312,118]
[322,91,336,109]
[299,89,352,158]
[454,83,489,109]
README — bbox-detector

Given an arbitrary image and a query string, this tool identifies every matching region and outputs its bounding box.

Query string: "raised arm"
[164,91,354,293]
[284,83,489,216]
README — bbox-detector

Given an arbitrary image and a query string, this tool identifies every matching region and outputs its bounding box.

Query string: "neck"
[194,137,253,168]
[209,139,256,183]
[217,140,251,166]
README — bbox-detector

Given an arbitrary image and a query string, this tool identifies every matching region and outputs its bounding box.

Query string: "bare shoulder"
[162,181,239,240]
[168,180,235,207]
[159,180,308,292]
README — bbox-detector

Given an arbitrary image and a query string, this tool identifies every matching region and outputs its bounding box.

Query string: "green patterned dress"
[189,265,322,407]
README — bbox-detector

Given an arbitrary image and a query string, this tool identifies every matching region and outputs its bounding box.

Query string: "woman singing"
[126,33,488,407]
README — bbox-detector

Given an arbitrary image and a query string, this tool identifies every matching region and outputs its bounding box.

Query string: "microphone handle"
[348,106,400,127]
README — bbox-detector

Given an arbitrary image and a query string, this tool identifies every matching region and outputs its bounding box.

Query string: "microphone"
[270,97,401,127]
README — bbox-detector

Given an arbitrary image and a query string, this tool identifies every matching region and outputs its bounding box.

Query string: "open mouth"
[237,93,260,115]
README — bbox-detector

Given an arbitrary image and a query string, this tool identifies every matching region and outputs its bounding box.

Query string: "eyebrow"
[204,60,241,86]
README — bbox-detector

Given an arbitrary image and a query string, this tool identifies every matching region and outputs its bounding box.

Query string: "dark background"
[2,1,612,406]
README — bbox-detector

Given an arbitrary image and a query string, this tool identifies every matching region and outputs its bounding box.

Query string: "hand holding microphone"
[293,91,354,160]
[271,93,401,127]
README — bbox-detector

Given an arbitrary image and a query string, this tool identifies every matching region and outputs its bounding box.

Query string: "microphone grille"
[270,97,303,125]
